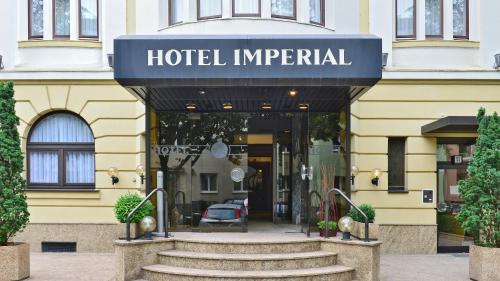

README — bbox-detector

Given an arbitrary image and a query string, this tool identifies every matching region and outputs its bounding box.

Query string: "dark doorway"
[248,160,273,220]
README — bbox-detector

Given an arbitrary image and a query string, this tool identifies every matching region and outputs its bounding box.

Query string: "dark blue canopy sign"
[114,35,382,87]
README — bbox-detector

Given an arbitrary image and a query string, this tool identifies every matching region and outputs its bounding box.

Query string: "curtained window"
[309,0,324,25]
[28,112,95,189]
[53,0,70,37]
[396,0,416,38]
[198,0,222,19]
[271,0,296,19]
[453,0,468,38]
[233,0,260,16]
[29,0,44,38]
[169,0,183,25]
[79,0,98,38]
[425,0,443,37]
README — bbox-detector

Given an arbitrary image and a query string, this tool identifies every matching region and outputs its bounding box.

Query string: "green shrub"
[317,220,337,230]
[348,204,375,223]
[456,108,499,248]
[0,81,30,246]
[114,193,154,223]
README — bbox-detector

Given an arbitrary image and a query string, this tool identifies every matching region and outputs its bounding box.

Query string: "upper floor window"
[396,0,416,39]
[453,0,468,39]
[27,112,95,190]
[29,0,44,39]
[233,0,260,17]
[169,0,182,25]
[79,0,99,38]
[425,0,443,38]
[53,0,70,38]
[310,0,324,25]
[271,0,296,19]
[198,0,222,20]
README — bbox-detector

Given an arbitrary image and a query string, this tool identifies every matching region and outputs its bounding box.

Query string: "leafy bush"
[348,204,375,223]
[0,81,30,246]
[456,108,499,248]
[317,220,337,230]
[114,193,154,223]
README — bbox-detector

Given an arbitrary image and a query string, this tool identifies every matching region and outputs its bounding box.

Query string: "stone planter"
[469,244,500,281]
[119,223,143,240]
[351,221,379,240]
[0,243,30,281]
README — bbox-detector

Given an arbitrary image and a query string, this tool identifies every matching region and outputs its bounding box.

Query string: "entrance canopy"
[114,34,382,111]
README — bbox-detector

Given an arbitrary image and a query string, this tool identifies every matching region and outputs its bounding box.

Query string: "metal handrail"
[307,190,322,237]
[126,188,168,241]
[325,188,369,242]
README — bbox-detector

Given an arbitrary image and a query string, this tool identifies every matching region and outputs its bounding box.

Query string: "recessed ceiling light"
[289,89,298,97]
[198,90,206,95]
[223,102,233,110]
[186,103,197,110]
[261,102,272,110]
[298,103,308,110]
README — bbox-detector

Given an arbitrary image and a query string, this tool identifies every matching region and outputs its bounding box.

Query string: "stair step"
[142,264,354,281]
[157,250,337,270]
[173,239,321,254]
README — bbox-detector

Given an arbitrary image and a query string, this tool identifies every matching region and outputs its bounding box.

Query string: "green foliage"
[456,108,500,248]
[348,204,376,223]
[114,193,154,223]
[0,81,30,246]
[317,220,337,230]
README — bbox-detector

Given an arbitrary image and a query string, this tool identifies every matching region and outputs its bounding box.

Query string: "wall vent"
[41,242,77,252]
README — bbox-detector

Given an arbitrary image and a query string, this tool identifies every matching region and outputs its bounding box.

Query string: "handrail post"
[307,190,321,237]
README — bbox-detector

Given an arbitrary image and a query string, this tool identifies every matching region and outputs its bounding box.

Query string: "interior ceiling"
[129,86,367,112]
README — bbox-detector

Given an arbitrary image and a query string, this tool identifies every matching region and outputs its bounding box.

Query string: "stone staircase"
[137,239,355,281]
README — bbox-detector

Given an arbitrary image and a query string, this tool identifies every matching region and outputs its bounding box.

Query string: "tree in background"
[0,81,29,246]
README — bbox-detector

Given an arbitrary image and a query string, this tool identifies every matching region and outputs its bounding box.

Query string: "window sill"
[26,189,100,199]
[393,40,480,49]
[232,191,248,194]
[18,40,102,49]
[387,189,409,194]
[200,191,218,194]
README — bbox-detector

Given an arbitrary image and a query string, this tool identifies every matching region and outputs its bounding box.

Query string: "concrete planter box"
[351,221,379,240]
[469,244,500,281]
[118,223,143,240]
[0,243,30,281]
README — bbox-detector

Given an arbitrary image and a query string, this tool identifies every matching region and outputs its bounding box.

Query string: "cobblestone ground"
[28,252,469,281]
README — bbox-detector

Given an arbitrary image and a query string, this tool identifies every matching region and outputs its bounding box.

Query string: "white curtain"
[234,0,259,15]
[425,0,442,36]
[66,152,95,183]
[30,113,93,143]
[171,0,183,24]
[396,0,414,37]
[199,0,222,18]
[453,0,467,37]
[31,0,44,36]
[30,151,58,183]
[54,0,70,36]
[310,0,322,23]
[80,0,98,36]
[272,0,294,17]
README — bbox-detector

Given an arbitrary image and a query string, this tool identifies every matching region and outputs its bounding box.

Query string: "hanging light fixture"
[185,103,197,110]
[261,102,272,110]
[298,103,308,110]
[289,88,298,97]
[223,102,233,110]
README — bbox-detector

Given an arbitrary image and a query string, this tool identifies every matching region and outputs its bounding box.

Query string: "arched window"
[27,112,95,189]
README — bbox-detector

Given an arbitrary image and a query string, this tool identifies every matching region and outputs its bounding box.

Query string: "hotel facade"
[0,0,499,255]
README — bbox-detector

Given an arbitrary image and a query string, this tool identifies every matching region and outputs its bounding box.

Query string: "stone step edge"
[142,264,354,278]
[173,238,322,245]
[157,250,337,261]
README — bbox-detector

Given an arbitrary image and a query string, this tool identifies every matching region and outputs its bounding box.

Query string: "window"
[388,137,406,192]
[169,0,182,25]
[271,0,296,19]
[233,181,248,192]
[79,0,98,38]
[396,0,416,39]
[53,0,70,38]
[425,0,443,38]
[27,113,95,189]
[29,0,44,39]
[200,173,217,192]
[233,0,260,17]
[198,0,222,20]
[453,0,468,39]
[309,0,324,25]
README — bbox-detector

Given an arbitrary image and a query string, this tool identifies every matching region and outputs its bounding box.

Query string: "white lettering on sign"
[147,48,352,67]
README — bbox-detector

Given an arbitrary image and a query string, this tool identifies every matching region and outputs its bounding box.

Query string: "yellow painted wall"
[14,81,145,224]
[351,80,500,225]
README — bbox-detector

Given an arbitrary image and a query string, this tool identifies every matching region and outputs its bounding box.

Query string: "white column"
[43,0,53,40]
[297,0,309,24]
[468,0,479,41]
[261,0,271,19]
[18,0,29,41]
[416,0,425,40]
[325,0,335,30]
[443,0,453,40]
[222,0,231,18]
[70,0,78,40]
[185,0,197,22]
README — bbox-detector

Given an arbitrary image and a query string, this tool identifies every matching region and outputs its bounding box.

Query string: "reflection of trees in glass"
[309,112,343,145]
[31,0,44,36]
[80,0,98,36]
[453,0,467,36]
[272,0,294,16]
[55,0,70,36]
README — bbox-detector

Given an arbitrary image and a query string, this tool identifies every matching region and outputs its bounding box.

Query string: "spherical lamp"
[140,216,157,240]
[338,216,354,240]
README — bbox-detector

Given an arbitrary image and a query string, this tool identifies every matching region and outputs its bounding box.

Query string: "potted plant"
[348,204,378,240]
[0,81,31,281]
[456,108,499,281]
[317,220,337,237]
[114,193,154,239]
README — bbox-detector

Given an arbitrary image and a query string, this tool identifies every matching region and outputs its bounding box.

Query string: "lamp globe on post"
[351,165,359,185]
[107,167,119,185]
[140,216,157,240]
[370,168,382,186]
[136,164,145,185]
[338,216,354,240]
